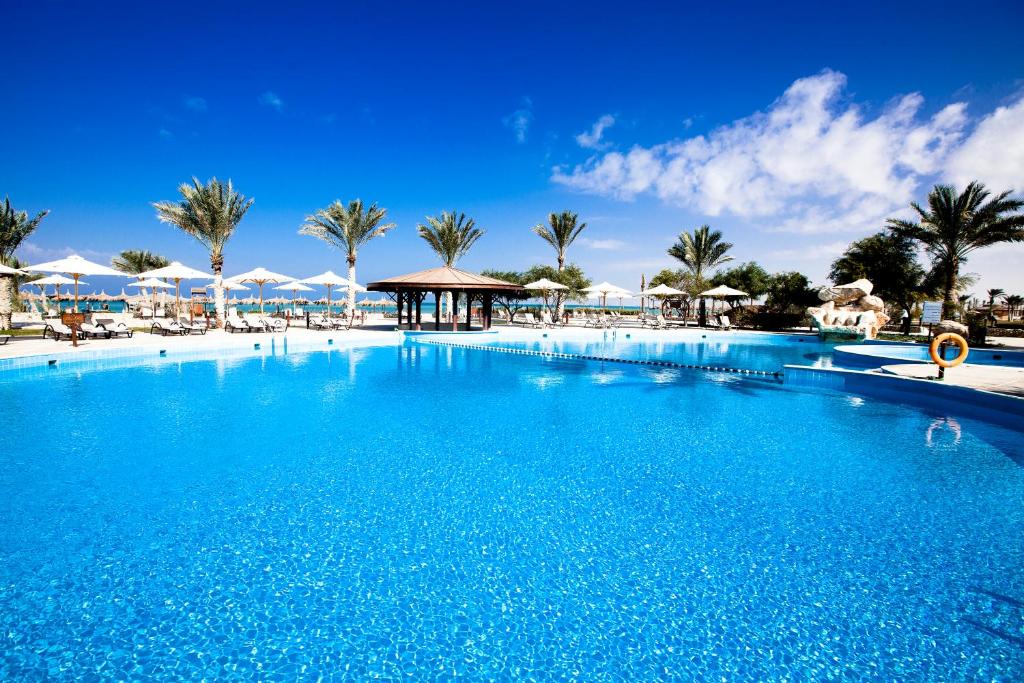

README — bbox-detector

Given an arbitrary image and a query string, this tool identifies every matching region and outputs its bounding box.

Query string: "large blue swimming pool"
[1,342,1022,679]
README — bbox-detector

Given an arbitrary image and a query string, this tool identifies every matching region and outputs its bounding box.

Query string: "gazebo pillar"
[451,291,459,332]
[414,293,422,330]
[483,292,493,330]
[434,290,441,331]
[406,294,413,329]
[397,291,404,326]
[465,292,474,331]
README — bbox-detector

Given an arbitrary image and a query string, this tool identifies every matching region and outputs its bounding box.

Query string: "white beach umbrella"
[583,281,629,309]
[29,274,79,310]
[24,254,126,308]
[0,263,25,275]
[228,268,296,313]
[137,261,213,319]
[699,285,747,298]
[128,278,173,318]
[524,277,568,291]
[301,270,351,316]
[274,280,314,310]
[641,284,685,297]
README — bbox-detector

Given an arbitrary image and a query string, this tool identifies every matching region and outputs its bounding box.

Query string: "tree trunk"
[348,257,357,328]
[0,275,12,330]
[942,260,957,320]
[556,252,566,320]
[213,268,225,328]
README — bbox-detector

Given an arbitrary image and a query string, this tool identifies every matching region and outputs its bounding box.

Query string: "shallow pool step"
[413,338,783,380]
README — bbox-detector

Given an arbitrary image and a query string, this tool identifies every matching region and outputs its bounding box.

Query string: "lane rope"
[413,339,783,380]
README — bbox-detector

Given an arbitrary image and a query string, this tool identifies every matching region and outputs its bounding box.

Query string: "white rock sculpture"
[807,279,889,340]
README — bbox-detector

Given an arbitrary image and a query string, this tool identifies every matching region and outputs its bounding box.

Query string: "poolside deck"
[879,363,1024,398]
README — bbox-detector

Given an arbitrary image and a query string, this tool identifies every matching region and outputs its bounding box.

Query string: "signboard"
[921,301,943,325]
[60,312,85,327]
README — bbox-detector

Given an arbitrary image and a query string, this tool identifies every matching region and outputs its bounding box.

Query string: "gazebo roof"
[367,266,523,292]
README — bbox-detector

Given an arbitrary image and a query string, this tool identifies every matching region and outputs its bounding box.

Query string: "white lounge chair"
[307,314,331,330]
[79,322,111,339]
[225,315,251,333]
[176,317,208,335]
[151,320,185,336]
[719,315,733,331]
[243,314,269,332]
[96,319,133,338]
[43,322,75,340]
[260,316,286,332]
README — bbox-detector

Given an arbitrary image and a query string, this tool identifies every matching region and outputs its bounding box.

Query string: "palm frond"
[417,211,484,266]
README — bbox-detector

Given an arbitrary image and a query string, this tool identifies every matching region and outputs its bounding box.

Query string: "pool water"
[483,329,836,373]
[1,343,1022,679]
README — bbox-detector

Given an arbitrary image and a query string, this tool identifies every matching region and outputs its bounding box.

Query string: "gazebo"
[367,266,524,331]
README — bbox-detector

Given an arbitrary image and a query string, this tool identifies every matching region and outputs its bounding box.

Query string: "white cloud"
[183,96,207,112]
[503,97,533,143]
[576,114,616,149]
[553,70,972,234]
[18,242,113,264]
[580,237,627,250]
[765,241,848,261]
[945,96,1024,191]
[259,91,284,112]
[158,127,173,139]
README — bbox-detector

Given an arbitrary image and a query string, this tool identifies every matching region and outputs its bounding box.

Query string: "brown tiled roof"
[367,266,524,291]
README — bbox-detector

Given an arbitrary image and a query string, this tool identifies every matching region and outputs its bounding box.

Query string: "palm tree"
[300,199,396,316]
[888,182,1024,319]
[986,287,1005,320]
[152,177,253,327]
[532,210,586,317]
[668,225,733,325]
[417,211,484,319]
[533,211,587,271]
[111,249,170,276]
[1004,294,1023,321]
[0,197,49,329]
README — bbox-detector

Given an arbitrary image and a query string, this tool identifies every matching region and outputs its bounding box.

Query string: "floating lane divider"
[415,339,782,380]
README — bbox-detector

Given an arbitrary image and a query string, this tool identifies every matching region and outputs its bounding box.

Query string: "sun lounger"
[225,315,251,333]
[151,320,186,336]
[260,316,286,332]
[96,319,133,338]
[243,314,269,332]
[307,314,331,330]
[540,311,563,328]
[176,318,208,335]
[521,312,544,328]
[719,315,733,331]
[0,334,10,345]
[43,322,75,340]
[79,322,112,339]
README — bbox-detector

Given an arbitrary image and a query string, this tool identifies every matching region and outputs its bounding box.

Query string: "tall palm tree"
[1004,294,1023,321]
[532,210,587,271]
[300,199,396,316]
[532,210,586,318]
[986,287,1005,319]
[0,197,49,329]
[668,225,733,326]
[111,249,170,276]
[417,211,484,319]
[888,182,1024,319]
[152,177,253,327]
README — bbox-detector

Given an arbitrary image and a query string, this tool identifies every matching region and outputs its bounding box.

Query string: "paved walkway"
[879,363,1024,397]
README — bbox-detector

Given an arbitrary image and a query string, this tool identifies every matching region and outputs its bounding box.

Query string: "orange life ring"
[929,333,969,368]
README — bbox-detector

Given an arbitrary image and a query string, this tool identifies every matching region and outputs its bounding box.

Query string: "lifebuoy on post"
[929,333,969,368]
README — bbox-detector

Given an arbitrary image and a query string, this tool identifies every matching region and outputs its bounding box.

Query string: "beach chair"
[540,310,563,328]
[260,316,286,333]
[176,317,208,335]
[96,319,133,338]
[43,322,75,340]
[79,322,112,339]
[225,315,251,332]
[0,334,10,345]
[244,314,269,332]
[522,312,544,328]
[307,314,331,330]
[151,319,185,336]
[719,315,733,331]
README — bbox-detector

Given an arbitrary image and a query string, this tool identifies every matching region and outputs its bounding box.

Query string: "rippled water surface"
[482,330,836,373]
[1,343,1022,679]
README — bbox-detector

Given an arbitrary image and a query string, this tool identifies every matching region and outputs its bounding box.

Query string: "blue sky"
[4,0,1023,295]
